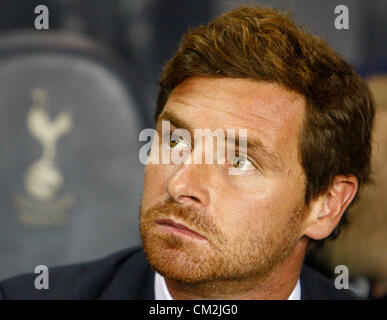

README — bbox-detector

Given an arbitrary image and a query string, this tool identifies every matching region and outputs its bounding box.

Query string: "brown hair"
[155,6,375,242]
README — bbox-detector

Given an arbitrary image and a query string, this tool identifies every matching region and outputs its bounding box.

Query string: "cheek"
[142,164,170,203]
[217,191,275,234]
[216,174,305,234]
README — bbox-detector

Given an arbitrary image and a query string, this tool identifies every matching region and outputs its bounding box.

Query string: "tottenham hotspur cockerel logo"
[13,88,75,226]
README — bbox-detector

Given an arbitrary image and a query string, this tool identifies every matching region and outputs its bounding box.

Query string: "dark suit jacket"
[0,246,358,300]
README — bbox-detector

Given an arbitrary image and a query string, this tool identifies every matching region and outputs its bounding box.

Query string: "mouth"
[155,218,208,241]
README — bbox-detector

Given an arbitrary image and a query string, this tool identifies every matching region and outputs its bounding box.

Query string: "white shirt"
[154,271,301,300]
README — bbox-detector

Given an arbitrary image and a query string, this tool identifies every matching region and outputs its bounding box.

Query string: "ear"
[302,175,358,240]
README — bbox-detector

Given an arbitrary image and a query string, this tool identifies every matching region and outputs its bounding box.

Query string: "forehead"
[163,77,306,156]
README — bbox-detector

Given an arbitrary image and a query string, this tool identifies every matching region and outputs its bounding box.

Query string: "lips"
[155,218,207,240]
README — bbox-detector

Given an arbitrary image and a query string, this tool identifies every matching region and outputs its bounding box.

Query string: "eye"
[168,132,188,150]
[230,156,256,172]
[169,134,178,148]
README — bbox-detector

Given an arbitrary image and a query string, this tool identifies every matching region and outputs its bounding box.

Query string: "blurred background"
[0,0,385,299]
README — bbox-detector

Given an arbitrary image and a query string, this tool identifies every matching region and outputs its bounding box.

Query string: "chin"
[142,232,221,283]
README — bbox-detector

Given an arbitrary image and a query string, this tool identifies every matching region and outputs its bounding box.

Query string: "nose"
[166,164,210,208]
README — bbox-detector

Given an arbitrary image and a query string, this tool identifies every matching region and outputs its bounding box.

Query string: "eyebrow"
[158,111,195,133]
[158,110,283,169]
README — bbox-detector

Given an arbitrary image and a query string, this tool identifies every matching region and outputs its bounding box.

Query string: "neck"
[165,237,308,300]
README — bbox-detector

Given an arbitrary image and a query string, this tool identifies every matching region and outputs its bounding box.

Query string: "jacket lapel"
[98,248,155,299]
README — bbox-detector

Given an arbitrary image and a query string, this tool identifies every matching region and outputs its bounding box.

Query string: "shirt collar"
[154,271,301,300]
[155,271,174,300]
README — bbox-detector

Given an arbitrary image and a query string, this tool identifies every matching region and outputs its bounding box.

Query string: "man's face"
[140,77,308,283]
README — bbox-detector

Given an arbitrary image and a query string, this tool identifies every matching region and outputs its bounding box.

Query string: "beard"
[140,198,307,288]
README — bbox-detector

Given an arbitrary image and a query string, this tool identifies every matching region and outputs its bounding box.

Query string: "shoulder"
[300,264,360,300]
[0,246,152,299]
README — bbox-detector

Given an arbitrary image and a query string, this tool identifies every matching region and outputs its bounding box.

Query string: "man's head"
[139,6,374,286]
